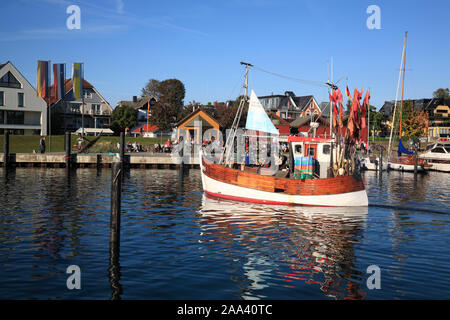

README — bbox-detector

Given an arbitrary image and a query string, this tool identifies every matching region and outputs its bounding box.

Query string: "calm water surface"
[0,167,448,299]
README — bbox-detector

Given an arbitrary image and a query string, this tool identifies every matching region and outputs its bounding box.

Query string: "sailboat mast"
[329,57,333,139]
[398,32,408,139]
[387,32,407,162]
[368,100,370,145]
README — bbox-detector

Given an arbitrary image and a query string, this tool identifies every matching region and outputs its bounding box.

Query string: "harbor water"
[0,167,448,299]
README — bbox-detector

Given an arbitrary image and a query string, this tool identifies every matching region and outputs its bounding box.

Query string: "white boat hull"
[387,162,424,172]
[360,157,386,171]
[420,161,450,172]
[200,159,368,207]
[419,151,450,172]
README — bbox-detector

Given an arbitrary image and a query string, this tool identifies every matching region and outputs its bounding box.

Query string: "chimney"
[132,96,137,102]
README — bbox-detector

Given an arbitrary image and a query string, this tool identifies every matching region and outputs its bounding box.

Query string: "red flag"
[361,89,370,129]
[329,91,339,131]
[337,89,344,128]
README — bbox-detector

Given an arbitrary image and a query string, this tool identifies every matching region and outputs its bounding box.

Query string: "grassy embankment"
[0,135,163,153]
[80,136,165,153]
[0,135,83,153]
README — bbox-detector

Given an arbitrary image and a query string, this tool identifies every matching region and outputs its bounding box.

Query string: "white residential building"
[0,61,48,135]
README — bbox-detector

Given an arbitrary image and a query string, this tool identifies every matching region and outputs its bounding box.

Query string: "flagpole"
[147,101,150,137]
[81,63,85,139]
[48,60,51,152]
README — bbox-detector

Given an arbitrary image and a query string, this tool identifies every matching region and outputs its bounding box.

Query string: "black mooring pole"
[119,132,125,169]
[3,132,9,168]
[414,145,418,176]
[109,160,122,300]
[65,132,71,169]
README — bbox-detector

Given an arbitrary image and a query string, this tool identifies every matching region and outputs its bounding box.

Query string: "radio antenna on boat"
[240,61,253,99]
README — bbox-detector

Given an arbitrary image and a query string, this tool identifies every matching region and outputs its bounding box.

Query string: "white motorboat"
[419,143,450,172]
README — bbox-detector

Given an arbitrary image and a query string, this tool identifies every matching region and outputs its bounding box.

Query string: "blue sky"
[0,0,449,109]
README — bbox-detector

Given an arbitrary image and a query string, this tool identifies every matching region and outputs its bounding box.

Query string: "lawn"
[87,136,167,153]
[0,135,86,153]
[0,135,168,154]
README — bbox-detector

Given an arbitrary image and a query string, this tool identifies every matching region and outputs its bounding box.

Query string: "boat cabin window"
[295,145,302,154]
[322,144,330,155]
[307,147,315,157]
[431,147,445,153]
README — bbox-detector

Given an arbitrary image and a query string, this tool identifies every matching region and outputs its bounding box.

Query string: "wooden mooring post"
[414,145,418,176]
[3,132,9,168]
[65,132,71,169]
[109,162,122,300]
[119,132,125,167]
[110,161,122,241]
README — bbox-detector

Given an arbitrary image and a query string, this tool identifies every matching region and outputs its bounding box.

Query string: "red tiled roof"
[275,125,290,135]
[50,78,94,104]
[131,124,159,133]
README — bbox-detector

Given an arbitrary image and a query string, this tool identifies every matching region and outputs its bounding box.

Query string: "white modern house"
[0,61,47,135]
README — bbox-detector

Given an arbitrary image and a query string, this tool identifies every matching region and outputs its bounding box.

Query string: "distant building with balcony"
[50,79,113,134]
[258,91,322,121]
[116,95,157,126]
[0,61,48,135]
[426,99,450,139]
[380,98,450,139]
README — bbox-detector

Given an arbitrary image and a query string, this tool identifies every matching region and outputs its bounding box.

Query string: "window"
[91,104,101,114]
[323,144,330,155]
[295,145,302,154]
[0,110,4,123]
[0,91,3,105]
[0,72,21,88]
[6,111,24,124]
[84,91,92,99]
[431,148,445,153]
[18,92,24,107]
[71,104,80,113]
[307,147,315,157]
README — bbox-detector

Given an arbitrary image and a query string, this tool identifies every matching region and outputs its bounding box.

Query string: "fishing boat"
[387,32,429,172]
[199,62,368,207]
[419,142,450,172]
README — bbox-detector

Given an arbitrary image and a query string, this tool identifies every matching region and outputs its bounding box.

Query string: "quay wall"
[0,153,199,169]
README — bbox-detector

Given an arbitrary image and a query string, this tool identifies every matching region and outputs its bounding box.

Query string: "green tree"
[110,106,138,135]
[141,79,161,98]
[398,100,428,139]
[215,96,248,129]
[433,88,450,99]
[149,79,186,131]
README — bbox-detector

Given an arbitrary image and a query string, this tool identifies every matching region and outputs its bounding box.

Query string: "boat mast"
[387,32,407,162]
[368,96,370,146]
[398,32,407,140]
[329,57,333,139]
[220,62,252,165]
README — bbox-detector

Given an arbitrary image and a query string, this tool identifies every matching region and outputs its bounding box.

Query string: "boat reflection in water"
[198,195,369,300]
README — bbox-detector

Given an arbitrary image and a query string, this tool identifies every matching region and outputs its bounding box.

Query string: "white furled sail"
[245,90,279,135]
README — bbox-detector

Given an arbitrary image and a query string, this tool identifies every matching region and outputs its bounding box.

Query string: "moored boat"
[386,32,430,172]
[200,138,368,207]
[419,143,450,172]
[199,62,368,207]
